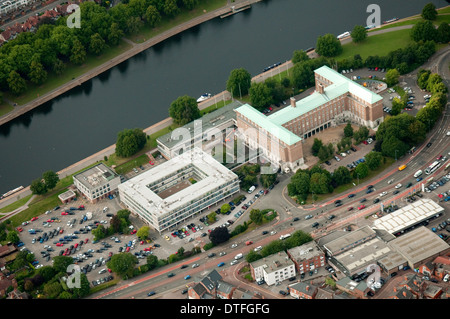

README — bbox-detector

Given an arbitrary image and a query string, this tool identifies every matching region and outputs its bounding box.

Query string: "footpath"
[0,4,441,211]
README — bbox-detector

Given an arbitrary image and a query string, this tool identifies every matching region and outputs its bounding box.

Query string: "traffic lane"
[94,227,295,299]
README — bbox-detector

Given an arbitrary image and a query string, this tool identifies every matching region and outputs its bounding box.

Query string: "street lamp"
[395,150,399,161]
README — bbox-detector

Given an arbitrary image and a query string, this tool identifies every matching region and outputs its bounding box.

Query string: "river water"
[0,0,445,194]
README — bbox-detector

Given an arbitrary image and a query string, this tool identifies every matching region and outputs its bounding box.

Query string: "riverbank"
[0,0,261,127]
[0,3,447,211]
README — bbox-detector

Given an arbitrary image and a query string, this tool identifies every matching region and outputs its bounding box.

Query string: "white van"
[248,186,256,194]
[414,170,423,178]
[235,253,243,260]
[444,274,449,282]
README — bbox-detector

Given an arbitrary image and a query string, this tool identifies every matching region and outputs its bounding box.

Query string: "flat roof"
[73,163,119,190]
[118,148,238,216]
[333,237,392,275]
[388,226,450,265]
[287,241,322,261]
[250,251,294,274]
[157,100,243,149]
[372,199,444,234]
[323,226,376,256]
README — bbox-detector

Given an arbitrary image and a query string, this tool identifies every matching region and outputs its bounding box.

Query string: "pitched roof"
[235,103,302,146]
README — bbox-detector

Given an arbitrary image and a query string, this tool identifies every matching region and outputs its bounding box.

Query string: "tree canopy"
[226,68,252,98]
[115,128,147,158]
[169,95,200,126]
[316,33,343,57]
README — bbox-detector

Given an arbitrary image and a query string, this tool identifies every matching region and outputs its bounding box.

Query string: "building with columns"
[235,65,384,172]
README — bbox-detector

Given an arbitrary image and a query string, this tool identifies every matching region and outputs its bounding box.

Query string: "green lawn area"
[336,29,413,61]
[0,102,13,117]
[0,194,32,215]
[114,154,151,175]
[129,0,227,43]
[369,11,450,32]
[3,40,133,106]
[200,99,232,115]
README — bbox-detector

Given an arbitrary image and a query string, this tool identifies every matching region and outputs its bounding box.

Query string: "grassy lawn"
[0,102,13,117]
[369,11,450,32]
[0,194,33,215]
[129,0,227,43]
[200,99,232,115]
[115,154,151,175]
[3,40,133,106]
[336,29,413,61]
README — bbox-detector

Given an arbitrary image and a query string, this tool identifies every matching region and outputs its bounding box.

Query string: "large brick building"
[235,65,384,172]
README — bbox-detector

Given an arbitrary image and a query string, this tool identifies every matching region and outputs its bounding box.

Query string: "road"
[86,42,450,299]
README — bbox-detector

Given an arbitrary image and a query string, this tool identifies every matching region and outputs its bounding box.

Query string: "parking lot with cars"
[14,195,153,287]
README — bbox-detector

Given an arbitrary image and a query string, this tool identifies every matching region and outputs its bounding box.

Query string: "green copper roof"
[235,103,302,146]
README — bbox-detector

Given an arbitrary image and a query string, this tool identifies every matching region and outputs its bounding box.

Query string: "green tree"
[169,95,200,125]
[227,68,252,98]
[385,69,400,87]
[292,61,314,89]
[316,33,343,57]
[351,25,367,43]
[209,226,230,245]
[7,70,27,95]
[6,230,20,243]
[310,172,331,194]
[70,38,87,65]
[52,256,74,273]
[126,16,144,34]
[163,0,180,17]
[354,162,369,179]
[311,138,323,156]
[30,178,47,195]
[410,20,437,42]
[115,128,147,157]
[260,172,277,188]
[146,254,159,270]
[108,22,125,45]
[42,170,59,190]
[421,2,437,20]
[332,166,351,186]
[291,50,310,64]
[181,0,198,10]
[144,5,161,27]
[417,69,431,89]
[207,212,217,223]
[52,59,66,75]
[89,33,107,55]
[365,151,382,170]
[28,60,48,85]
[391,97,404,116]
[249,82,272,110]
[137,226,150,240]
[249,209,264,225]
[344,122,353,138]
[437,22,450,43]
[220,204,231,214]
[107,253,137,279]
[128,0,147,18]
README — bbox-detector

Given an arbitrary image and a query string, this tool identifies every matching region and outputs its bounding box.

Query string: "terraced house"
[235,65,383,172]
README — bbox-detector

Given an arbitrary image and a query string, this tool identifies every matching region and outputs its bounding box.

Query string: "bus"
[425,161,441,175]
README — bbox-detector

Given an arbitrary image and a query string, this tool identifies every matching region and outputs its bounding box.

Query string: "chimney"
[317,83,324,94]
[290,97,296,108]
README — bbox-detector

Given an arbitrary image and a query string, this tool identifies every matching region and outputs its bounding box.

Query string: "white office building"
[250,251,296,286]
[73,163,121,203]
[118,148,240,233]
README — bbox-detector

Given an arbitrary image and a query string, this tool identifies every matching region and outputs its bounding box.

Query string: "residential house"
[288,281,317,299]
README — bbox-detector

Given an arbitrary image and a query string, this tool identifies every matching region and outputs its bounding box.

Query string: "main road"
[88,44,450,299]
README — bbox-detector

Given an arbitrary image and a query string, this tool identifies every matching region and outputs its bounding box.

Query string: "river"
[0,0,446,194]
